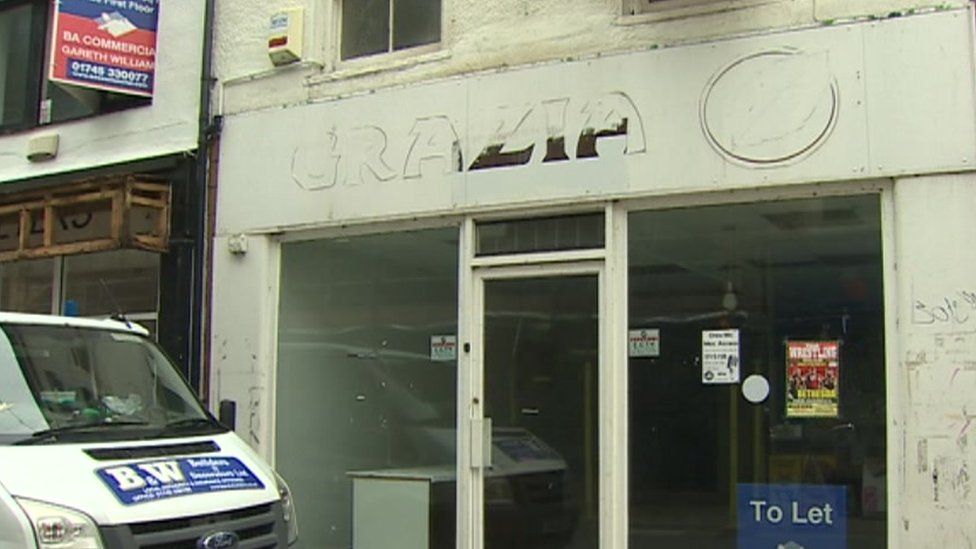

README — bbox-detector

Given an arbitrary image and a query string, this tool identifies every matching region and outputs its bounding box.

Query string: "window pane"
[484,275,599,548]
[0,4,35,129]
[477,213,605,256]
[62,250,160,317]
[341,0,390,60]
[0,258,54,314]
[276,228,459,549]
[628,196,886,548]
[392,0,440,50]
[45,81,151,125]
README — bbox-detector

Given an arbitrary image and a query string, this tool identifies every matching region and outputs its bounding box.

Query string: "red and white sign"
[49,0,159,97]
[785,340,840,418]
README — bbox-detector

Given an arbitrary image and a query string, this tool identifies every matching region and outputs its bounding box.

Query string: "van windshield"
[0,323,218,445]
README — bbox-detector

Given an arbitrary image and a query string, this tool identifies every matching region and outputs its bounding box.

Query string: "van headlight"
[273,471,298,545]
[15,498,104,549]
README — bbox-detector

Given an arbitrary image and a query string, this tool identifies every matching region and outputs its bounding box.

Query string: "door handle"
[471,417,493,469]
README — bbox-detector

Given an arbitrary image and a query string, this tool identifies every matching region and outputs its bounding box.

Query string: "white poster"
[628,328,661,357]
[430,335,457,362]
[702,329,740,384]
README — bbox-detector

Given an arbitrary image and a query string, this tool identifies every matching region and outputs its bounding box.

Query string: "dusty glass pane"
[483,275,599,549]
[0,4,33,129]
[627,195,886,548]
[45,81,150,124]
[392,0,441,50]
[277,228,459,549]
[0,258,53,314]
[62,250,159,317]
[341,0,390,59]
[477,213,604,256]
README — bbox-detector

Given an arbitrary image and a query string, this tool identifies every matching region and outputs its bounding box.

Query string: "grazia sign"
[49,0,159,97]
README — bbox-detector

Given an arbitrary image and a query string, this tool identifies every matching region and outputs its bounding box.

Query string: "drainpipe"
[193,0,219,402]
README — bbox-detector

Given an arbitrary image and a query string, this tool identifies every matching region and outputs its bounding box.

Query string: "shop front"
[0,155,205,384]
[211,8,976,548]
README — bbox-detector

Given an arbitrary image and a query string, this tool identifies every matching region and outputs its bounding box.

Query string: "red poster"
[785,340,840,418]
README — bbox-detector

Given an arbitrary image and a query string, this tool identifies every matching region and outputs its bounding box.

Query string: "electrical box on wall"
[269,8,304,66]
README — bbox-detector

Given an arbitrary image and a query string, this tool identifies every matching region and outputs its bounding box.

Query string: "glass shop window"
[0,258,55,314]
[62,250,159,319]
[627,195,887,548]
[276,227,459,549]
[0,250,159,336]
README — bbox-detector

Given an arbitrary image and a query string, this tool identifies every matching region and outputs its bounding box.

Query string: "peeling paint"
[248,386,261,446]
[918,439,929,473]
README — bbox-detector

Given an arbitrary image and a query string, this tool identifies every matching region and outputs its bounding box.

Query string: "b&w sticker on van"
[97,456,265,505]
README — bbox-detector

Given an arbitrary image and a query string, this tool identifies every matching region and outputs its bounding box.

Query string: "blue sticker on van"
[97,456,264,505]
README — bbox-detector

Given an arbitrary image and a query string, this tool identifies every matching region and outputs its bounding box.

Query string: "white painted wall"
[214,8,976,235]
[892,173,976,547]
[213,0,969,115]
[0,3,205,182]
[209,234,279,457]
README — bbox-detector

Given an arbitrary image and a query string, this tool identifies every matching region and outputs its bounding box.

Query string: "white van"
[0,312,297,548]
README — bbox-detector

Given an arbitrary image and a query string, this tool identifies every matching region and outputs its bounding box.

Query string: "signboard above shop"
[50,0,159,97]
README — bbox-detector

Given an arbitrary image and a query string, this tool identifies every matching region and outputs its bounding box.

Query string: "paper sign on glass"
[430,335,457,362]
[702,329,740,384]
[785,340,840,418]
[628,328,660,357]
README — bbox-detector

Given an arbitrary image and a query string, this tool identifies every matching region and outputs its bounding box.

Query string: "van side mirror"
[218,399,237,430]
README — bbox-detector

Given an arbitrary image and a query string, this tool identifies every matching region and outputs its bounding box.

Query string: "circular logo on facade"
[700,48,839,166]
[197,531,240,549]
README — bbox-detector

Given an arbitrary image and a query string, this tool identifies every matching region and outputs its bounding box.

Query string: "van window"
[0,323,217,444]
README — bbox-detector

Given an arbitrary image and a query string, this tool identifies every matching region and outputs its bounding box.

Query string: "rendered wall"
[0,3,206,182]
[214,0,969,115]
[894,173,976,547]
[214,8,976,235]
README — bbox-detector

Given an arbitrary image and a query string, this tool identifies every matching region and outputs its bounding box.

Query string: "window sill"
[617,0,783,24]
[307,45,451,86]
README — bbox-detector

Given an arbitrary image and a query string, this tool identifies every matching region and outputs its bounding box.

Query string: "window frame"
[0,0,151,136]
[620,0,777,23]
[0,0,47,134]
[336,0,442,64]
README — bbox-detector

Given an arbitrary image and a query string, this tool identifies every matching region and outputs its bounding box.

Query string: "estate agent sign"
[50,0,159,97]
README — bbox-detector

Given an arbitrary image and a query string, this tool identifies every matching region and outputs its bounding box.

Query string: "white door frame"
[456,205,629,549]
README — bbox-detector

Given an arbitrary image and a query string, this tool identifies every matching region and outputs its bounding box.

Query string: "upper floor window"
[340,0,441,61]
[0,0,151,135]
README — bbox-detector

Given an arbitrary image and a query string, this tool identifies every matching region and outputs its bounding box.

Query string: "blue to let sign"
[737,483,847,548]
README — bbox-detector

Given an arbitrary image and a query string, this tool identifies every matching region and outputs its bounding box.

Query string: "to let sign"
[737,483,847,548]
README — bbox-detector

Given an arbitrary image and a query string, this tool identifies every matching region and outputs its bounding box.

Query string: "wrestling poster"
[785,340,840,418]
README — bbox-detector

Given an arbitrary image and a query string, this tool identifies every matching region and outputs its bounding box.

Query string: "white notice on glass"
[628,329,660,357]
[430,335,457,362]
[701,329,740,384]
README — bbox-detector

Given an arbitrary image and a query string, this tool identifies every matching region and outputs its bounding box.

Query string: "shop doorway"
[473,263,603,549]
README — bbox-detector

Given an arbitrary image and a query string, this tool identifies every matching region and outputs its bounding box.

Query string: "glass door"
[475,267,601,549]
